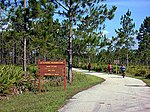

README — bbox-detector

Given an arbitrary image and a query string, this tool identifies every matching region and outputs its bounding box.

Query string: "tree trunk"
[23,36,27,78]
[23,0,27,78]
[34,50,37,65]
[5,46,10,64]
[68,12,72,83]
[5,47,8,64]
[1,30,5,64]
[43,53,46,61]
[126,53,129,67]
[146,57,149,74]
[88,55,90,63]
[27,51,30,64]
[30,51,33,64]
[12,44,16,64]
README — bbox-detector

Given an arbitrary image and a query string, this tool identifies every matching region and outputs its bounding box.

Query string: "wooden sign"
[38,59,66,93]
[114,60,120,74]
[114,60,120,64]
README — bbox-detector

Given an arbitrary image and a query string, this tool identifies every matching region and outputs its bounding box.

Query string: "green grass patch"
[0,72,104,112]
[126,73,150,87]
[142,79,150,86]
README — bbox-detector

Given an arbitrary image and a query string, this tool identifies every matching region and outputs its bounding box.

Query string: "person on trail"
[108,63,113,74]
[88,63,91,72]
[120,64,126,78]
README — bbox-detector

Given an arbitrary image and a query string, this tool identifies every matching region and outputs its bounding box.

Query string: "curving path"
[59,68,150,112]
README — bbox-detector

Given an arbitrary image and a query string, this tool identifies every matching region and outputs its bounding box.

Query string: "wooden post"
[64,59,66,90]
[114,60,119,74]
[64,75,66,90]
[38,59,41,94]
[38,75,41,94]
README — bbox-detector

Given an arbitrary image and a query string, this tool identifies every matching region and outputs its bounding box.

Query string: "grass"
[126,73,150,87]
[0,72,104,112]
[142,79,150,86]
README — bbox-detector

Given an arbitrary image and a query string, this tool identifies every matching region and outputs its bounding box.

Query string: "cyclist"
[120,64,126,78]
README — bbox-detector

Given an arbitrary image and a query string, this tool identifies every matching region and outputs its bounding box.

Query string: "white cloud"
[105,0,150,7]
[102,30,109,35]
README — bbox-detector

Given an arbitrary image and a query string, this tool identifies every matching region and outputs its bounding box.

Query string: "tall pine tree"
[50,0,117,83]
[137,16,150,65]
[114,10,137,66]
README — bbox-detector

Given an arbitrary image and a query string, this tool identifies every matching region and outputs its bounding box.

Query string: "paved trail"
[59,68,150,112]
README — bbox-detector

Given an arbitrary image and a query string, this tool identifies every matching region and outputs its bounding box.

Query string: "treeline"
[0,0,68,65]
[0,0,149,67]
[0,0,150,96]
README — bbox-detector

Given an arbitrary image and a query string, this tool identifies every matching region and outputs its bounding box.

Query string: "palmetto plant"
[0,65,23,95]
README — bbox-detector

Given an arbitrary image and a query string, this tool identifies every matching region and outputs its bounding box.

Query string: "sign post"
[38,59,66,93]
[114,60,120,74]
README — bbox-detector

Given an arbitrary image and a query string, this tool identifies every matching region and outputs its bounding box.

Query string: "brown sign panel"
[38,61,65,65]
[38,60,66,76]
[38,59,66,93]
[114,60,120,64]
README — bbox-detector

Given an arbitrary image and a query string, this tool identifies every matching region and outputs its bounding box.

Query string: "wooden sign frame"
[38,59,66,93]
[114,60,120,74]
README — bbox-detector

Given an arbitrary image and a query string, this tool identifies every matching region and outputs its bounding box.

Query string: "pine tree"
[137,16,150,65]
[0,0,10,64]
[50,0,117,83]
[114,10,137,66]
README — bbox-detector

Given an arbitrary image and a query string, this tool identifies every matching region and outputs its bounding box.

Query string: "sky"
[53,0,150,49]
[103,0,150,49]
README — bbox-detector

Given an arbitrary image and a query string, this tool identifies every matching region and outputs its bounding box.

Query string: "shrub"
[133,69,147,77]
[139,69,147,76]
[0,65,23,95]
[103,65,108,72]
[0,65,38,96]
[145,74,150,79]
[134,73,142,76]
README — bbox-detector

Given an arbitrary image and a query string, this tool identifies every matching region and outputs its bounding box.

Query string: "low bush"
[145,74,150,79]
[133,69,147,77]
[0,65,23,95]
[0,65,39,96]
[134,73,142,76]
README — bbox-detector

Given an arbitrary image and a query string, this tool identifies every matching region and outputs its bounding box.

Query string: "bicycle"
[122,72,125,78]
